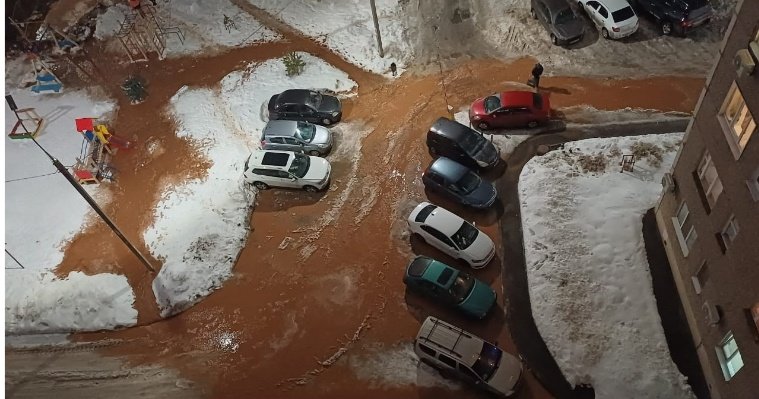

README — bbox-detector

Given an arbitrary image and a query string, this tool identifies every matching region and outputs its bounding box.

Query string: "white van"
[414,316,523,397]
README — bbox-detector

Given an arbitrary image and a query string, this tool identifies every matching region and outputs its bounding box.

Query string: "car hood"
[317,95,341,114]
[554,20,584,39]
[469,98,487,117]
[465,181,497,208]
[460,280,496,318]
[303,157,330,180]
[312,125,332,146]
[472,140,499,168]
[487,353,522,395]
[465,229,494,261]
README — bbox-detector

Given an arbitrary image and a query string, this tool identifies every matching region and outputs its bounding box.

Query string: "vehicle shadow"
[252,188,325,212]
[564,24,600,50]
[480,157,508,180]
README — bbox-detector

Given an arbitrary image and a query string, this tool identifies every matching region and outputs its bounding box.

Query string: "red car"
[469,91,551,130]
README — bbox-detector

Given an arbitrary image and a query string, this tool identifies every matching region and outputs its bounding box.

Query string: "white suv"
[407,202,496,269]
[414,316,523,397]
[243,150,331,192]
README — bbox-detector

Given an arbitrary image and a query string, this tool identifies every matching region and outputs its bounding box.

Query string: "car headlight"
[317,143,329,148]
[472,115,481,121]
[331,111,339,117]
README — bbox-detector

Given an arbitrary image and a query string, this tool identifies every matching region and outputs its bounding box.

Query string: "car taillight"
[612,26,620,32]
[260,140,266,147]
[681,20,691,27]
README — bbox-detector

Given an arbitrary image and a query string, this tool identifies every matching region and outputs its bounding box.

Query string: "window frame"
[695,150,723,210]
[718,82,756,159]
[691,261,708,295]
[672,200,697,257]
[720,215,739,247]
[716,331,744,380]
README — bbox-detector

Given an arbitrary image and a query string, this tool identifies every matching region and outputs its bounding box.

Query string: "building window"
[695,151,723,211]
[719,83,756,159]
[716,331,744,380]
[691,261,708,294]
[722,215,739,244]
[747,166,759,202]
[672,201,698,257]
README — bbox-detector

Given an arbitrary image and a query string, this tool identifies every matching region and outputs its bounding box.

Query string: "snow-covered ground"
[149,52,356,316]
[4,84,138,333]
[520,134,693,398]
[93,0,281,57]
[249,0,413,75]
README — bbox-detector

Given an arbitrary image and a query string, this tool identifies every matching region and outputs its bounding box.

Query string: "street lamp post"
[369,0,384,58]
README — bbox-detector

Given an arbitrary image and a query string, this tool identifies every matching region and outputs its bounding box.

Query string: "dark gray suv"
[531,0,585,45]
[422,157,497,209]
[426,117,500,170]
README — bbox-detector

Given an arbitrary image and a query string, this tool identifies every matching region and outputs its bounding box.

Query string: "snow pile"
[148,52,356,316]
[4,88,138,333]
[6,272,137,334]
[165,0,281,57]
[249,0,413,75]
[347,343,459,389]
[520,134,694,398]
[94,3,130,40]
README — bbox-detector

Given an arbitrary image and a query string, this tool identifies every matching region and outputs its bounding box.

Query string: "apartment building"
[654,2,759,398]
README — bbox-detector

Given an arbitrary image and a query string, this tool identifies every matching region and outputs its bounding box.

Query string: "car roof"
[540,0,573,12]
[416,316,483,365]
[427,157,469,181]
[429,117,478,141]
[276,89,312,105]
[422,203,466,236]
[263,120,298,138]
[597,0,634,11]
[499,91,537,108]
[249,150,293,168]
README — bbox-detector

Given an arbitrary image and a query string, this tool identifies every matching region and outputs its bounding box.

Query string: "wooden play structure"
[72,118,133,184]
[29,55,63,93]
[620,154,636,172]
[117,1,184,63]
[8,108,44,140]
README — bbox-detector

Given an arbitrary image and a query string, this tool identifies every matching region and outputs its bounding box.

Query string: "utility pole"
[369,0,384,58]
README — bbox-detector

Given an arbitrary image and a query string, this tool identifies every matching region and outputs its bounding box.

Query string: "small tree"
[282,52,306,77]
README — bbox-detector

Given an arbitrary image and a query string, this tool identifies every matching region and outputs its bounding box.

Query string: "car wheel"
[602,28,609,39]
[550,33,559,45]
[253,181,269,190]
[477,122,490,130]
[308,150,321,156]
[303,185,318,193]
[321,118,333,125]
[661,21,673,35]
[530,8,537,19]
[527,120,539,128]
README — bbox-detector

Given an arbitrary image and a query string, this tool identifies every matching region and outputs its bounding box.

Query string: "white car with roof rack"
[243,150,331,192]
[407,202,496,269]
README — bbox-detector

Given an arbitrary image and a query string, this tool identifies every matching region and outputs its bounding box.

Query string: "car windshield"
[459,132,486,156]
[471,342,503,381]
[612,6,635,22]
[456,171,481,194]
[449,273,475,303]
[484,95,501,113]
[308,91,323,108]
[555,9,575,24]
[288,153,310,178]
[296,121,316,142]
[450,221,479,249]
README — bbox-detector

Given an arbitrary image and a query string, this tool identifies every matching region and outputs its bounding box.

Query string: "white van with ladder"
[414,316,523,397]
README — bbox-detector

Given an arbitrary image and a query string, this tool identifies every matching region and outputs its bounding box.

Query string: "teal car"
[403,256,496,319]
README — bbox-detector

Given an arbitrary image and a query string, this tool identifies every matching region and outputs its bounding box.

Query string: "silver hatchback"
[260,120,333,156]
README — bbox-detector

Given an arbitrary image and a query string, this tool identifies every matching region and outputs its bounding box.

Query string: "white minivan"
[243,150,331,192]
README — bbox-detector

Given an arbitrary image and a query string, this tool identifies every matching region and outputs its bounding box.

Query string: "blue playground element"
[31,72,62,93]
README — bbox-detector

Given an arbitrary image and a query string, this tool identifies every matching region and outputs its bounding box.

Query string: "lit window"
[672,201,698,257]
[716,331,744,380]
[719,83,756,159]
[696,151,723,209]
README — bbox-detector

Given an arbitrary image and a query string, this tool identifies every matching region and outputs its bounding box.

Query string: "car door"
[585,0,601,25]
[596,3,610,29]
[298,104,318,123]
[536,1,550,27]
[274,170,299,188]
[492,107,515,128]
[420,225,458,257]
[511,107,533,127]
[282,137,304,152]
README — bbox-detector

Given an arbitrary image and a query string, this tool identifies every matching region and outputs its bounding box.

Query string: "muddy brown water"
[53,7,704,398]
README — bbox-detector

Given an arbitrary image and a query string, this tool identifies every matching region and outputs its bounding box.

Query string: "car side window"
[438,354,458,369]
[280,104,294,113]
[587,0,600,10]
[421,225,456,248]
[275,170,292,179]
[598,5,608,18]
[418,343,436,357]
[297,104,314,114]
[284,137,300,145]
[252,168,274,177]
[269,137,285,144]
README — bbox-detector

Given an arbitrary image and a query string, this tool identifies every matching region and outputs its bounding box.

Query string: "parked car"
[243,150,331,192]
[531,0,585,45]
[404,256,497,319]
[631,0,713,36]
[414,316,523,397]
[267,89,342,125]
[261,120,333,156]
[469,91,551,130]
[407,202,496,269]
[427,117,500,169]
[578,0,639,39]
[422,157,497,209]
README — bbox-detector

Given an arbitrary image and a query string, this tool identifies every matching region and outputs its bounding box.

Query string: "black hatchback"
[422,157,497,209]
[267,89,342,125]
[427,117,500,170]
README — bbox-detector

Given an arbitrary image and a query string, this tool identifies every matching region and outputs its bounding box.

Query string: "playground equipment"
[29,55,63,93]
[117,1,184,63]
[72,118,133,184]
[5,94,45,140]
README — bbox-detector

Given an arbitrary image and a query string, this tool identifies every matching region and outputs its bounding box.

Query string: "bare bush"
[631,142,663,168]
[578,153,607,173]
